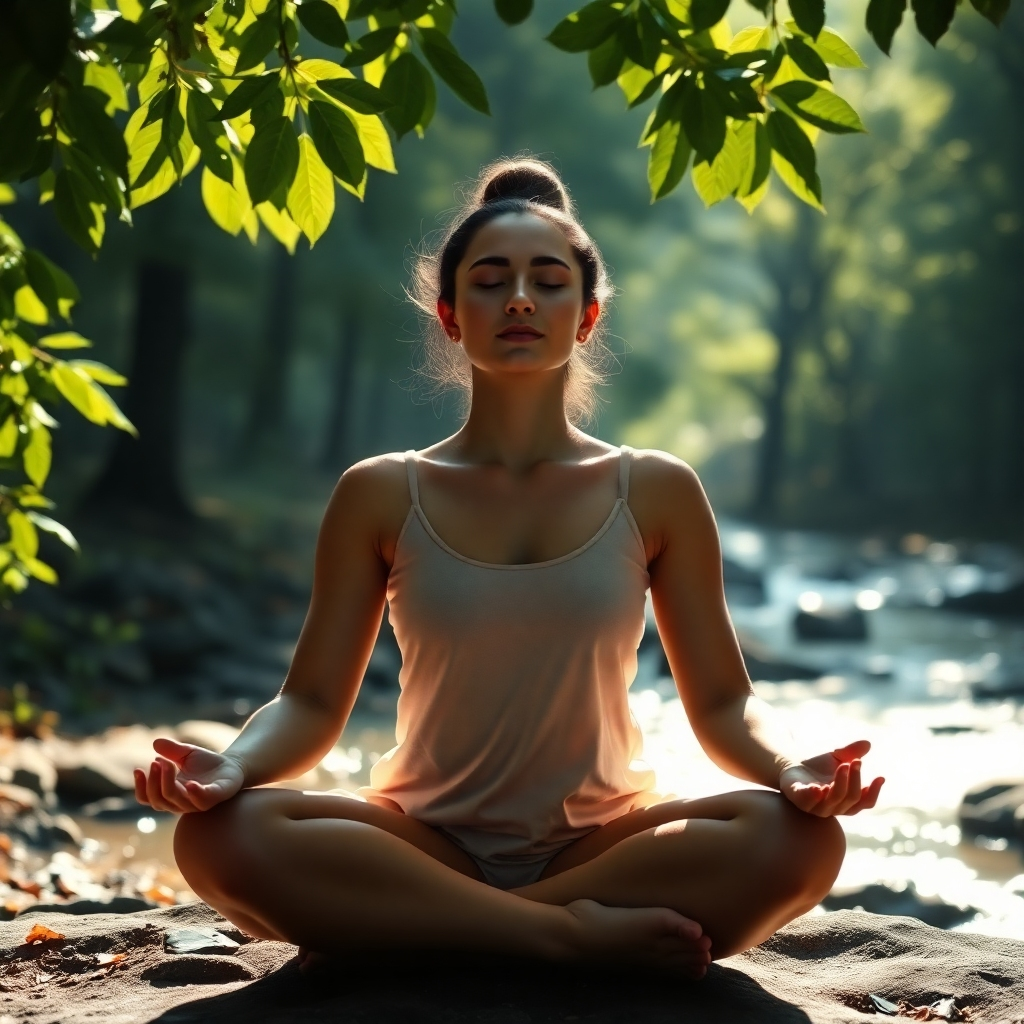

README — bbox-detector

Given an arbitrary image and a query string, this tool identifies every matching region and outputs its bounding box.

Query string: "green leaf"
[245,116,300,206]
[680,81,726,163]
[911,0,956,45]
[68,359,127,386]
[39,331,90,349]
[969,0,1010,25]
[547,2,620,53]
[688,0,730,32]
[23,423,50,487]
[647,120,692,201]
[380,53,430,138]
[771,81,866,134]
[0,415,17,458]
[866,0,906,55]
[308,101,365,186]
[343,27,401,68]
[24,250,61,322]
[202,164,249,237]
[642,76,687,141]
[236,12,282,74]
[807,28,866,68]
[23,556,57,584]
[316,78,393,115]
[186,91,233,184]
[789,0,825,39]
[766,109,821,203]
[53,169,102,253]
[588,32,626,88]
[7,510,38,560]
[785,36,830,81]
[61,86,129,178]
[418,27,490,115]
[297,0,350,47]
[495,0,533,24]
[736,118,771,198]
[26,511,79,552]
[0,107,42,182]
[691,119,747,206]
[50,361,136,433]
[216,73,281,121]
[287,133,335,246]
[628,69,666,108]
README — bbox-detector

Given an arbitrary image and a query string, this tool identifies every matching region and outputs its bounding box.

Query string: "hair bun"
[475,158,570,212]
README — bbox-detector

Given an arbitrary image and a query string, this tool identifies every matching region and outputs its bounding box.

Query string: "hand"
[134,737,246,814]
[779,739,884,817]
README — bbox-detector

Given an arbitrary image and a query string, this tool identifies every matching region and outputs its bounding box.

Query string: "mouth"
[497,324,544,342]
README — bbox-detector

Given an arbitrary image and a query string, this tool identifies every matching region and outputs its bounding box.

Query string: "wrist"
[774,757,801,789]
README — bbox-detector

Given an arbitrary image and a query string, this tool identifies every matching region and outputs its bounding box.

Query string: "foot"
[295,946,334,976]
[562,899,712,979]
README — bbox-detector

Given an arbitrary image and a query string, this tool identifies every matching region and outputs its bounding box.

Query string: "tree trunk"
[749,328,796,520]
[320,310,362,471]
[238,244,297,461]
[82,259,192,518]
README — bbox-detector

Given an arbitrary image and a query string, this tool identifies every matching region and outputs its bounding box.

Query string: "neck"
[455,367,578,472]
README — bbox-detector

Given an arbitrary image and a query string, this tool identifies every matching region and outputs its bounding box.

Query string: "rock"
[794,607,869,641]
[165,928,240,955]
[44,725,163,804]
[0,905,1021,1023]
[17,896,158,915]
[822,882,979,929]
[958,779,1024,843]
[0,738,58,798]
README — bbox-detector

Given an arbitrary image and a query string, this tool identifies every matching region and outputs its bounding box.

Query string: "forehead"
[461,211,576,268]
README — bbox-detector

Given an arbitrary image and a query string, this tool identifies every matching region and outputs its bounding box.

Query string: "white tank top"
[359,446,659,870]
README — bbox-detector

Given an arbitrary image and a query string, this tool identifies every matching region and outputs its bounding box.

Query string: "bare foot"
[563,899,712,978]
[295,945,333,976]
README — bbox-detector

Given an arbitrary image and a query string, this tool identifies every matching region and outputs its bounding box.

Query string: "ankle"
[535,903,586,962]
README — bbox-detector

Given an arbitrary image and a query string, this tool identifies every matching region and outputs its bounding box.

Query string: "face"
[436,212,600,378]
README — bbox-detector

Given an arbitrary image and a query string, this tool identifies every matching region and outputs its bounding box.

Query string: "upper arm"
[629,451,751,721]
[279,454,409,725]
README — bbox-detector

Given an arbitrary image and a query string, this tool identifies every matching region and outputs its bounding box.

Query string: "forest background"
[2,0,1023,590]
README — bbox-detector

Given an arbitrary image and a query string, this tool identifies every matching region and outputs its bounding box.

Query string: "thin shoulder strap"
[404,450,420,506]
[618,445,632,501]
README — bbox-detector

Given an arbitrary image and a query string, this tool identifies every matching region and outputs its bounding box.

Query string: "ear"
[436,299,460,342]
[576,300,600,344]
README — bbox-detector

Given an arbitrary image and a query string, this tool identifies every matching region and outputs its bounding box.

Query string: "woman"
[135,158,883,978]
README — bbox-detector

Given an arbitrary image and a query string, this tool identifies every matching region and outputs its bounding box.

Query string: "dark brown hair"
[410,157,613,425]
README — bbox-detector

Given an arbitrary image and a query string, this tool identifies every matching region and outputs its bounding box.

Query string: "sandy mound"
[0,903,1021,1024]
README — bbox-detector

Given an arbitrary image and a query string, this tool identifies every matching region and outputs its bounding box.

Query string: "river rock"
[0,904,1020,1023]
[959,778,1024,842]
[0,738,58,799]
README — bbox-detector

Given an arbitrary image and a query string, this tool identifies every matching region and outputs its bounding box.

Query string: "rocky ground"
[1,903,1022,1024]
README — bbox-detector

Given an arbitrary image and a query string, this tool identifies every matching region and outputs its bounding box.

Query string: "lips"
[497,324,543,341]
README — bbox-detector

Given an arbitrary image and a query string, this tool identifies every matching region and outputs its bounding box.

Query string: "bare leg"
[174,789,710,975]
[517,789,846,959]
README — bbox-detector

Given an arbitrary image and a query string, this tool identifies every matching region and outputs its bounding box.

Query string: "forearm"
[690,693,801,790]
[222,692,341,788]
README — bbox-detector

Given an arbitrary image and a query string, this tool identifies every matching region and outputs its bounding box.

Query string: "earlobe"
[436,298,461,342]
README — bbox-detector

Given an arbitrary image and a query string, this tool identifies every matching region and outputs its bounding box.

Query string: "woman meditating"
[135,158,883,978]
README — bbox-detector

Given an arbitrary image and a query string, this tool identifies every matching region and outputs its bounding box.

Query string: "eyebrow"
[467,256,572,270]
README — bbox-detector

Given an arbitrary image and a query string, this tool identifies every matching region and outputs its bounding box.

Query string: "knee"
[174,791,273,902]
[748,793,846,909]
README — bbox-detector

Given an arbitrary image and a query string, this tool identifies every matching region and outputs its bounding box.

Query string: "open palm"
[134,737,245,814]
[780,740,884,817]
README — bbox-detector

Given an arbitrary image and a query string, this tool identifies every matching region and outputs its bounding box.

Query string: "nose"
[505,273,535,316]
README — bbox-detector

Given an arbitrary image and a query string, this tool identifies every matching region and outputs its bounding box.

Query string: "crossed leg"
[173,786,844,976]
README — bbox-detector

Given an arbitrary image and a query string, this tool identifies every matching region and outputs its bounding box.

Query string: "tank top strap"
[618,445,633,501]
[404,450,420,506]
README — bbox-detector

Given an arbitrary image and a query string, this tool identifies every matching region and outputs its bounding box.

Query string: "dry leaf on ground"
[23,923,65,944]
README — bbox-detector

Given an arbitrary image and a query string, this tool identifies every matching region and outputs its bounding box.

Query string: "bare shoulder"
[626,448,716,560]
[318,452,412,562]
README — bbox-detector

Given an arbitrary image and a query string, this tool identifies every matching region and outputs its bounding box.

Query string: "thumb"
[833,739,871,762]
[152,736,200,765]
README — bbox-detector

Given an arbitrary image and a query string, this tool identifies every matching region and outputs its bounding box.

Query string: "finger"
[837,759,863,814]
[134,768,150,807]
[820,762,851,815]
[786,781,829,814]
[183,779,223,812]
[843,776,885,815]
[145,761,176,812]
[152,736,194,767]
[156,757,193,813]
[833,739,871,763]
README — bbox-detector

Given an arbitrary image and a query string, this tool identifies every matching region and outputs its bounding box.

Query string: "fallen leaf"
[0,832,12,853]
[869,993,900,1016]
[141,884,176,905]
[94,953,125,966]
[929,997,957,1020]
[23,923,65,944]
[12,877,42,897]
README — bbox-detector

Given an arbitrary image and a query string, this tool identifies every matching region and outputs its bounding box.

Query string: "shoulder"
[318,452,413,560]
[625,448,716,560]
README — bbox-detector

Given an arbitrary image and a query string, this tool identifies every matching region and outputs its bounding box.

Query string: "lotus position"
[136,158,883,978]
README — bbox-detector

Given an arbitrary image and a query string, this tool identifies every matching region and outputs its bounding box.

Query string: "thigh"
[174,786,486,887]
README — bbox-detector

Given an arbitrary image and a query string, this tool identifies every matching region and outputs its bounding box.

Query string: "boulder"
[0,904,1021,1024]
[0,738,58,799]
[958,778,1024,842]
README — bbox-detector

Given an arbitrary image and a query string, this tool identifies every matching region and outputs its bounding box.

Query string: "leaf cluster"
[0,195,133,598]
